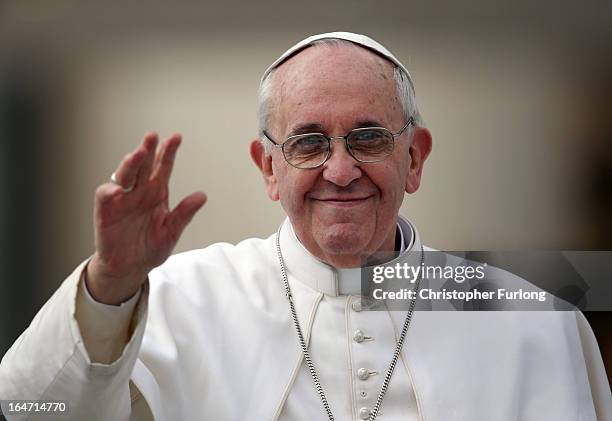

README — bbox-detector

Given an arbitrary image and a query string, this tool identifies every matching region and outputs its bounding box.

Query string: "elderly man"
[0,32,610,421]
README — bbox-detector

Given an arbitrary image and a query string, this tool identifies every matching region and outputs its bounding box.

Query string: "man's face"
[252,45,430,267]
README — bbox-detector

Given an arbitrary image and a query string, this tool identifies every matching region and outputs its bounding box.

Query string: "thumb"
[167,191,207,241]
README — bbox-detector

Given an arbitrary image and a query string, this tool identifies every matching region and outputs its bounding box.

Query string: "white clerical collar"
[278,216,422,296]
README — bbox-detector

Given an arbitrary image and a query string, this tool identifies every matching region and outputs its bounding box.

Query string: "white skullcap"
[260,31,412,83]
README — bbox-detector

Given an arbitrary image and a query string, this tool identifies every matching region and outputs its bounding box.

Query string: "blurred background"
[0,1,610,382]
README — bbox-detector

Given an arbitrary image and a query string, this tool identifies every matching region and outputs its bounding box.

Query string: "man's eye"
[291,136,326,154]
[353,130,383,142]
[296,136,325,148]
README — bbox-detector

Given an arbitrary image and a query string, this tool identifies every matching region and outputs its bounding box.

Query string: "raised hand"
[86,133,207,305]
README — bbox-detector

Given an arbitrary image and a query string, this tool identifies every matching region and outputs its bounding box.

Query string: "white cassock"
[0,217,610,420]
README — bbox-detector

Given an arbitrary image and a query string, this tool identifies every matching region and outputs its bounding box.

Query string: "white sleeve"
[77,269,142,364]
[575,311,612,421]
[0,259,150,421]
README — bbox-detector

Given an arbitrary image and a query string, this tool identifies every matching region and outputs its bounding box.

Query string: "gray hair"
[257,39,425,154]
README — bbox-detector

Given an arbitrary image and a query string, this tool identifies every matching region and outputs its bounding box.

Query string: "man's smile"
[311,195,374,207]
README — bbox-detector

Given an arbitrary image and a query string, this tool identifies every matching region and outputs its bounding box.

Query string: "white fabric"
[77,275,141,364]
[0,217,610,421]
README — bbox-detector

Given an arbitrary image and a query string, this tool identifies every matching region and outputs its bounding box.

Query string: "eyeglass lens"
[283,129,394,168]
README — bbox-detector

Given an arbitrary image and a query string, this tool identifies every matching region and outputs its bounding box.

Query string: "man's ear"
[405,127,432,194]
[250,139,280,201]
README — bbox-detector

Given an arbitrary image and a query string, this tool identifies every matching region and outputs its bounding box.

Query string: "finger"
[96,183,125,205]
[151,134,182,185]
[114,133,158,190]
[135,132,159,187]
[94,183,128,225]
[166,191,207,240]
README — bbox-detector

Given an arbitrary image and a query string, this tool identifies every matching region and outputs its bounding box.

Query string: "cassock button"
[352,301,362,312]
[359,407,372,419]
[353,330,365,343]
[357,367,370,380]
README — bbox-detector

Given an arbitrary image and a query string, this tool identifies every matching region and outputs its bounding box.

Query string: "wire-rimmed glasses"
[262,116,414,169]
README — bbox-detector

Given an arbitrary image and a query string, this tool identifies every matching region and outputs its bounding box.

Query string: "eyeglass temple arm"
[392,116,415,137]
[262,130,284,148]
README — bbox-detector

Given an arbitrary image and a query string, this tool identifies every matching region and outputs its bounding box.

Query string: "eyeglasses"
[262,116,414,169]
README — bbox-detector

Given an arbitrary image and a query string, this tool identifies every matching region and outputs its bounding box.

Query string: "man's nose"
[321,139,362,187]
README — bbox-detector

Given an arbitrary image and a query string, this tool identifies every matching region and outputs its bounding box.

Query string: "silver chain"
[275,227,424,421]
